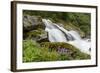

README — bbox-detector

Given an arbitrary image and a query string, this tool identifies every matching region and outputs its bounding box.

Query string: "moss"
[25,29,47,39]
[40,42,78,52]
[40,42,91,60]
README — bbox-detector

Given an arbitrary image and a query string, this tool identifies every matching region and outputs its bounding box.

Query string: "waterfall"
[42,19,91,55]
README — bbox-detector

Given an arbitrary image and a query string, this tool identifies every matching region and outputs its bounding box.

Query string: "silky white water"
[42,19,91,54]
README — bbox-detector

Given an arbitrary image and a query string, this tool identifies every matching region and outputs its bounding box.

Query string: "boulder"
[23,15,45,32]
[24,29,49,42]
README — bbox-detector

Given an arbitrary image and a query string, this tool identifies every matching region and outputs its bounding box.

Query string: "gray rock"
[36,32,49,43]
[23,15,45,31]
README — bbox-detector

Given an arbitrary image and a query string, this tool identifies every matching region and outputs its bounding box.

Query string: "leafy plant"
[23,40,90,62]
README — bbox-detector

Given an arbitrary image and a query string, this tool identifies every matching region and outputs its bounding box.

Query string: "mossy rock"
[24,29,49,42]
[40,42,91,60]
[40,42,78,51]
[27,29,45,38]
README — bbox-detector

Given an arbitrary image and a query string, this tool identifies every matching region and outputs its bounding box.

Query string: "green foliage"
[67,13,91,36]
[23,10,91,37]
[40,42,78,52]
[23,10,91,62]
[23,40,40,62]
[23,40,60,62]
[25,28,46,39]
[23,40,90,62]
[40,42,90,60]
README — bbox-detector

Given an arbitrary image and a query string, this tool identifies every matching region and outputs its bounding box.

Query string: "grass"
[23,40,91,63]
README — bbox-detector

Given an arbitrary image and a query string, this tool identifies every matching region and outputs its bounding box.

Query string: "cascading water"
[42,19,91,55]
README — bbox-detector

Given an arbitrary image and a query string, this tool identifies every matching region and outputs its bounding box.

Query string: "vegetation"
[23,40,60,62]
[24,28,46,39]
[23,10,91,37]
[23,10,91,62]
[23,40,90,62]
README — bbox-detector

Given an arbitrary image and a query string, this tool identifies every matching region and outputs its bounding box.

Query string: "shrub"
[23,40,60,62]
